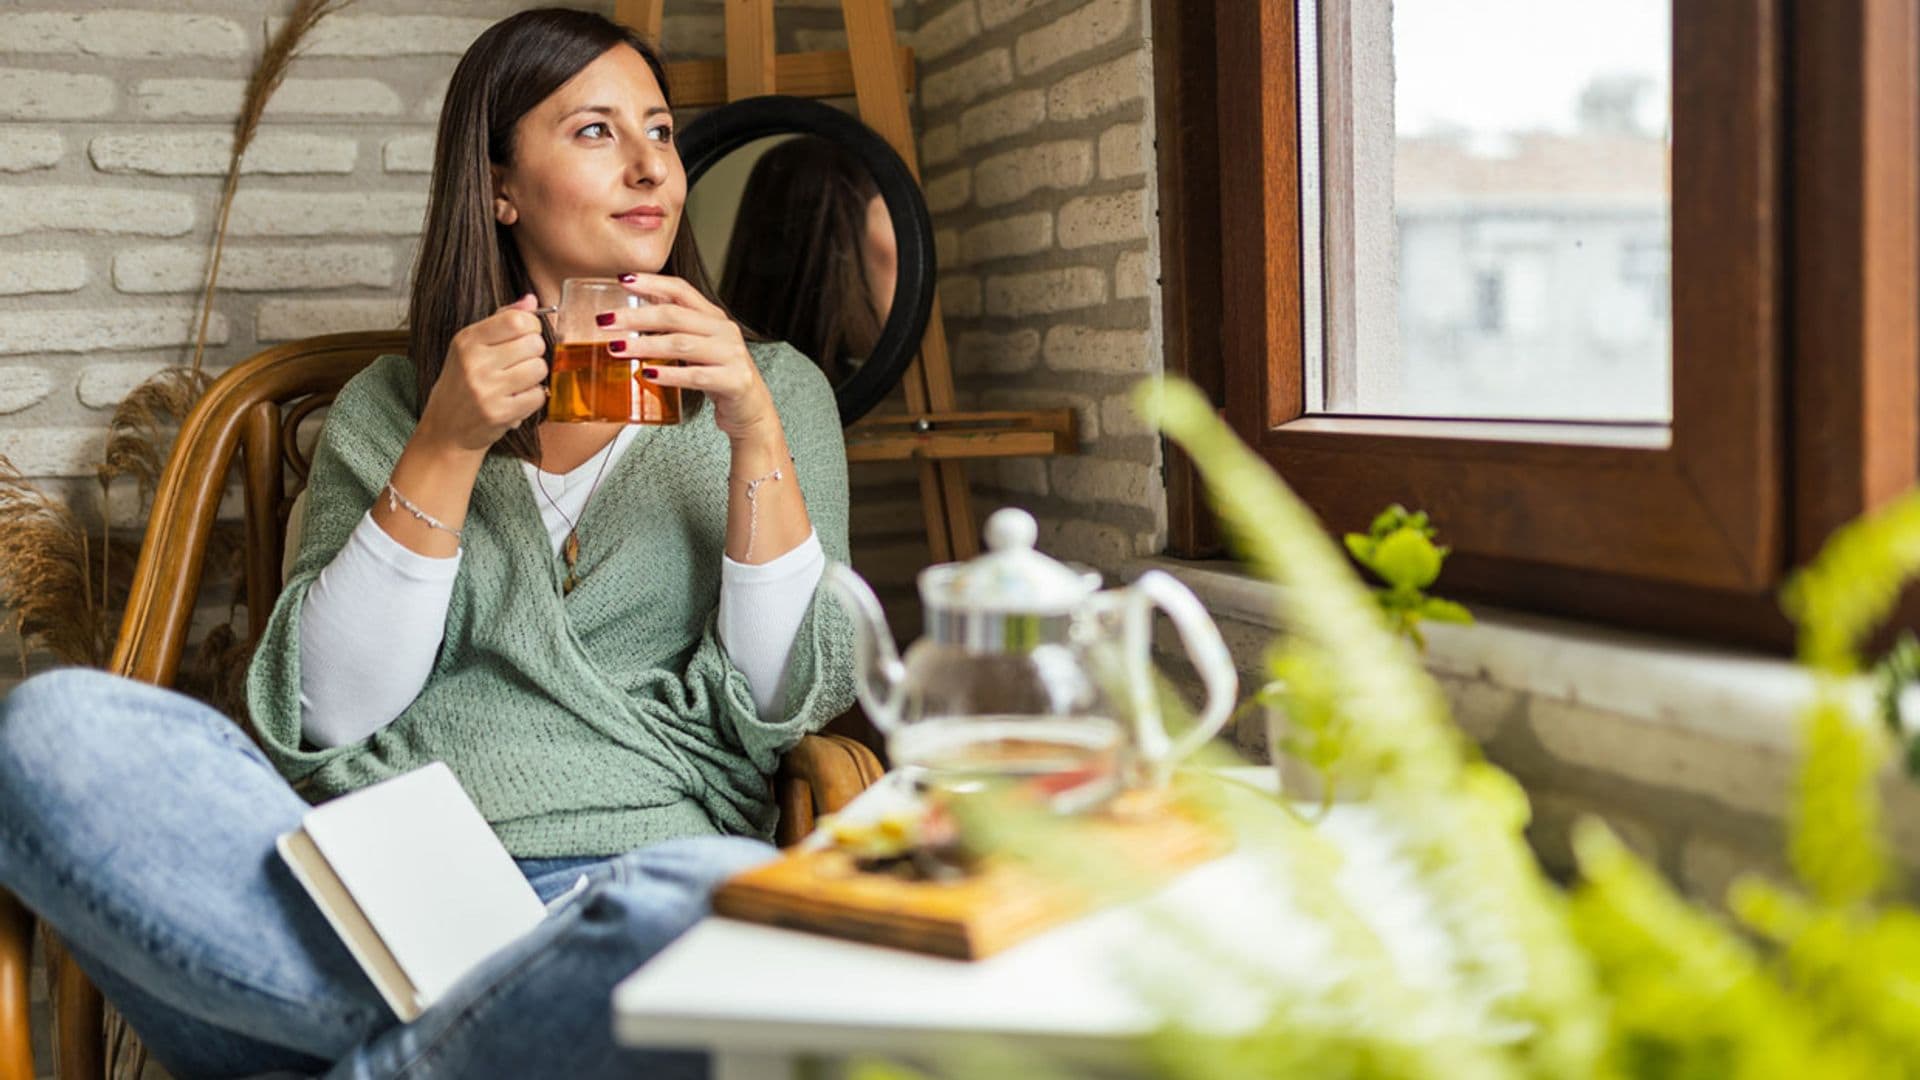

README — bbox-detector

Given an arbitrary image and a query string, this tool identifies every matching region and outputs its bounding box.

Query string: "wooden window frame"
[1152,0,1918,650]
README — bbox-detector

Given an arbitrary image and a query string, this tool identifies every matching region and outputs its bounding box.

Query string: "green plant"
[1344,504,1473,648]
[1251,504,1473,810]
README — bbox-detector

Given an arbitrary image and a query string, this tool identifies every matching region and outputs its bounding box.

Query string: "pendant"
[562,530,581,595]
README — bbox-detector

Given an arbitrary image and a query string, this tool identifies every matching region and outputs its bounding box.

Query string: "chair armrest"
[1,890,34,1080]
[772,733,885,848]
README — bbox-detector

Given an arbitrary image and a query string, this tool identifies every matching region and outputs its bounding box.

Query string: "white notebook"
[277,762,549,1021]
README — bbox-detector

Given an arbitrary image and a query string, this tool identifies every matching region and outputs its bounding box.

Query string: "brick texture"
[911,0,1162,577]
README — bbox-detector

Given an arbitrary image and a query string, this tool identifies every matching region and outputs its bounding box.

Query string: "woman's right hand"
[416,293,549,454]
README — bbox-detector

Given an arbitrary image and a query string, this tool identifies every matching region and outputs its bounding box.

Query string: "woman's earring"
[495,199,517,226]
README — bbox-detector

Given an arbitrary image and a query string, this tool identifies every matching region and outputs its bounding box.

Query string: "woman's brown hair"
[407,7,719,462]
[718,136,883,386]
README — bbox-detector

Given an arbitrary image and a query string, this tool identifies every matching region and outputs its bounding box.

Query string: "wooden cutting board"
[712,804,1232,960]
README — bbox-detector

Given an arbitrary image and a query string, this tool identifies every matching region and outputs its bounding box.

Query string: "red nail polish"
[608,339,626,353]
[641,367,658,380]
[595,312,615,327]
[619,273,637,284]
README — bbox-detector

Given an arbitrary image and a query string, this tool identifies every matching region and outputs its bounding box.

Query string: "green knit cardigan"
[245,342,856,857]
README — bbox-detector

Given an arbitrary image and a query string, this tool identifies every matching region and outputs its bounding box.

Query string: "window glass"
[1312,0,1672,422]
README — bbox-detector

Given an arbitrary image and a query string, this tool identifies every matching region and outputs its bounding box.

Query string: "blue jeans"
[0,669,777,1079]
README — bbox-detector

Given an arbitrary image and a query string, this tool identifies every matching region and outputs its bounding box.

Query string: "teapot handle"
[822,562,906,735]
[1125,570,1239,785]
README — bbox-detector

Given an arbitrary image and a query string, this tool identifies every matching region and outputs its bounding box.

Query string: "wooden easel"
[615,0,1077,561]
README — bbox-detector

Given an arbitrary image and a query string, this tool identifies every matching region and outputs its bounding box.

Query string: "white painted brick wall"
[0,69,115,119]
[980,0,1043,30]
[912,0,979,61]
[0,187,196,236]
[958,88,1047,148]
[1041,324,1146,372]
[0,0,547,666]
[939,273,983,316]
[256,297,409,342]
[973,138,1094,206]
[954,327,1041,373]
[919,49,1012,109]
[923,167,971,213]
[226,190,429,236]
[1013,0,1131,75]
[114,244,396,293]
[0,12,251,59]
[0,368,53,414]
[960,211,1052,263]
[1044,48,1145,121]
[910,0,1164,580]
[0,127,64,172]
[1113,249,1149,298]
[1096,122,1144,178]
[382,133,435,174]
[1056,189,1146,248]
[0,251,88,295]
[76,360,173,409]
[919,122,959,166]
[984,266,1105,316]
[267,14,497,56]
[89,131,359,176]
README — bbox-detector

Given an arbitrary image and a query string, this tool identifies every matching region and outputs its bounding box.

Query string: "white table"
[611,770,1463,1079]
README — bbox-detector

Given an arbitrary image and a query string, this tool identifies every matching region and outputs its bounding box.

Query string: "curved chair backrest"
[109,331,407,687]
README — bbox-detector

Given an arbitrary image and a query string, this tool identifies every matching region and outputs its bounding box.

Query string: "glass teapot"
[824,508,1238,810]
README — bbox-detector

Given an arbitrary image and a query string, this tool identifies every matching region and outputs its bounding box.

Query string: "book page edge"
[276,828,426,1022]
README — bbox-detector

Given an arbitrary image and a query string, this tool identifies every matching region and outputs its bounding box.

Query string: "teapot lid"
[918,508,1099,615]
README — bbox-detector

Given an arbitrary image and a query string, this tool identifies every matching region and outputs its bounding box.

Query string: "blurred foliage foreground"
[861,378,1920,1080]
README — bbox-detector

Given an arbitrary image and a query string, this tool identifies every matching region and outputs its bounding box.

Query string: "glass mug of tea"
[544,277,682,425]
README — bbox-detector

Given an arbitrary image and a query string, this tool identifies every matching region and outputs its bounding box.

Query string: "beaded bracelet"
[384,481,463,543]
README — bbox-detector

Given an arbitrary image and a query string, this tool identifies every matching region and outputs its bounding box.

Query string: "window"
[1151,0,1920,647]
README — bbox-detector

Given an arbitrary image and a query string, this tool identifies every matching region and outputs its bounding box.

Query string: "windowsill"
[1128,556,1819,754]
[1279,415,1672,450]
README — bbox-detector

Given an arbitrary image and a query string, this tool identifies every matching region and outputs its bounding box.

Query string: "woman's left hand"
[606,273,778,443]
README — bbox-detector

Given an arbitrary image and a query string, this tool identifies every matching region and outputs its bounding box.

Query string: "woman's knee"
[0,669,248,816]
[0,669,130,773]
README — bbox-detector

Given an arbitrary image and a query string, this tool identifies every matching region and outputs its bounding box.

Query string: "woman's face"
[490,44,684,302]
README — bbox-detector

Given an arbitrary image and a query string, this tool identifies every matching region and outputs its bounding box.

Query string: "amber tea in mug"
[544,277,681,425]
[549,343,682,424]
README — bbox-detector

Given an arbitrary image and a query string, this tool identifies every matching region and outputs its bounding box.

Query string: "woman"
[717,135,896,386]
[0,9,853,1078]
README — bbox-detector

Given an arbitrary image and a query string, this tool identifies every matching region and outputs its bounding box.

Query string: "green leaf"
[1366,504,1406,538]
[1367,528,1443,590]
[1342,532,1374,567]
[1420,597,1475,624]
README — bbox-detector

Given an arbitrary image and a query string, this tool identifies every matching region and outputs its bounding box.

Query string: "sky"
[1390,0,1670,137]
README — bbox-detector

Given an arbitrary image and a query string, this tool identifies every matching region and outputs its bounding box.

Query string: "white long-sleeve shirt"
[297,427,825,747]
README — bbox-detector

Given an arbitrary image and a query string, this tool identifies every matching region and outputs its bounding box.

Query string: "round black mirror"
[680,96,936,427]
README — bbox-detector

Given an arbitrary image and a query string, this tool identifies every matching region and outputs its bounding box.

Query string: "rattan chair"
[0,330,883,1080]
